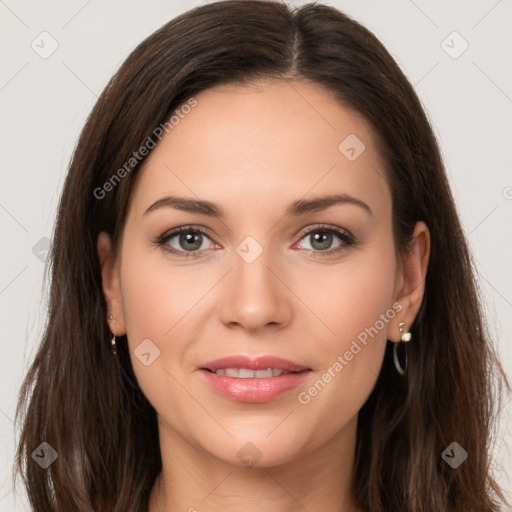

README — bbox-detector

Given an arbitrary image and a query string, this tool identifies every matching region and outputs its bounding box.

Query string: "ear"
[97,231,126,335]
[391,221,430,341]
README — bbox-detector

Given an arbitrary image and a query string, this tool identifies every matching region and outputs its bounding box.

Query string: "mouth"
[202,367,304,378]
[200,355,310,373]
[198,355,312,402]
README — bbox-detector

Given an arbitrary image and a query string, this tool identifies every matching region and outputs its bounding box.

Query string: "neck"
[148,415,361,512]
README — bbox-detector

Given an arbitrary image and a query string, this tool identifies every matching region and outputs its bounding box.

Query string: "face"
[100,79,421,468]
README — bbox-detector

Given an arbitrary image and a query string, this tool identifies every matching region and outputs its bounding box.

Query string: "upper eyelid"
[295,224,352,240]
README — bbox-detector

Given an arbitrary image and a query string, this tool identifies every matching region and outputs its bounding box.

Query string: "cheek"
[119,240,206,345]
[296,240,397,352]
[117,237,229,414]
[293,243,397,427]
[117,240,193,393]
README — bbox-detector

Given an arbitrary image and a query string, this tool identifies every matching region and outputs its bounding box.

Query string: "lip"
[200,355,309,373]
[198,355,312,403]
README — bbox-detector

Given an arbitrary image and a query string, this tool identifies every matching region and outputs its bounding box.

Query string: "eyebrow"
[143,193,373,218]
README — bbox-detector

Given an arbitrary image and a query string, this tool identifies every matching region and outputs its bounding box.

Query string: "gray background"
[1,0,511,509]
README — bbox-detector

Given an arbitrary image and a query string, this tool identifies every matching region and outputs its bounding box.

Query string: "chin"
[202,434,309,469]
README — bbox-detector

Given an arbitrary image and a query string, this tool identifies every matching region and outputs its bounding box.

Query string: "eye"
[295,225,355,256]
[156,226,218,258]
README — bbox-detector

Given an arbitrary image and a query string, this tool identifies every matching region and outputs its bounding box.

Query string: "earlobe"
[97,231,126,335]
[392,221,430,340]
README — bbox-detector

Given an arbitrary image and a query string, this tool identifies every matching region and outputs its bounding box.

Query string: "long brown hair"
[13,1,509,510]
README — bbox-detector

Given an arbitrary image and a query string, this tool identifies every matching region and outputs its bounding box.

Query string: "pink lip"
[198,355,312,403]
[201,355,309,373]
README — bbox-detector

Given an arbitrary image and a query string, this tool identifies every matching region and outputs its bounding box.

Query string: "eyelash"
[154,224,355,259]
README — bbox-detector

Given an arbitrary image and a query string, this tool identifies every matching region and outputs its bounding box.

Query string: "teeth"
[213,368,291,378]
[239,368,257,378]
[255,369,273,378]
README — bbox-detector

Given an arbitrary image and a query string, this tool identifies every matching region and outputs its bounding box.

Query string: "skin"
[98,79,430,512]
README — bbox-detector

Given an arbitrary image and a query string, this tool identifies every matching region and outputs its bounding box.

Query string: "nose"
[218,242,293,333]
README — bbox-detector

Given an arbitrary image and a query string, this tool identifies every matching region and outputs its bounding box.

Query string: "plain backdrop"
[1,0,511,509]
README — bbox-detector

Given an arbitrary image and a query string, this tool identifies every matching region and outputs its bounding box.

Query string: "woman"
[13,1,509,511]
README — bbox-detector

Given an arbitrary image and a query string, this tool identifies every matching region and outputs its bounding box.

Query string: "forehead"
[129,80,391,220]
